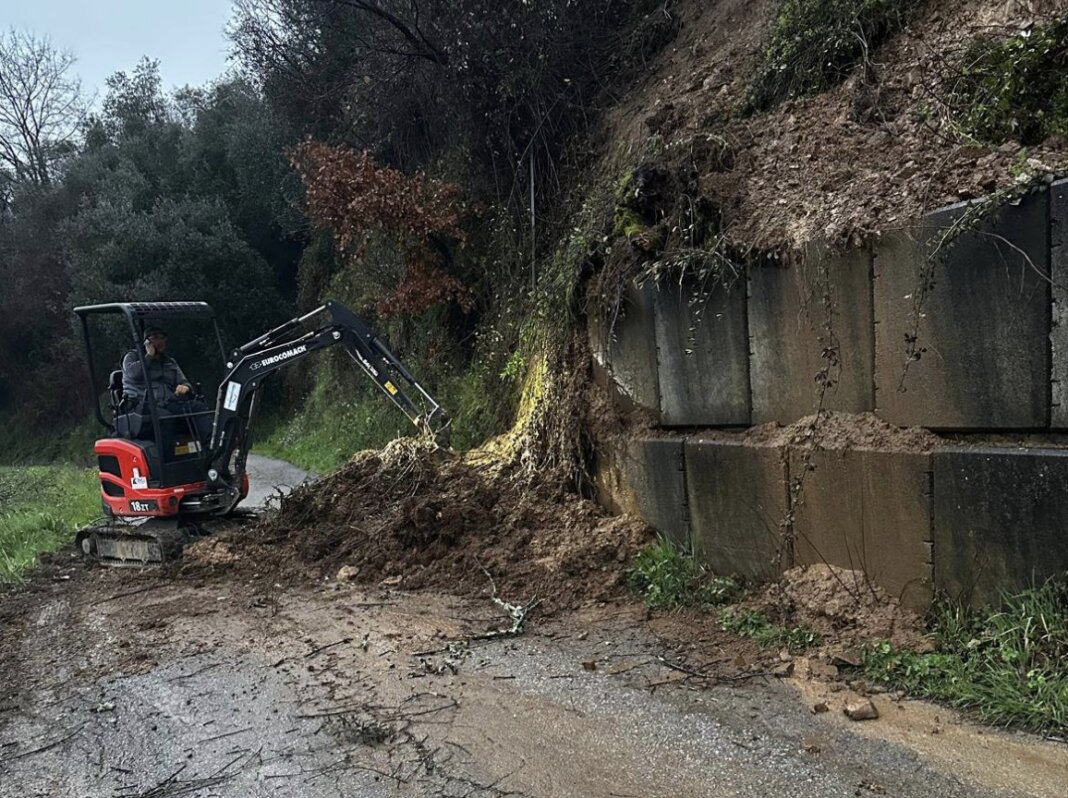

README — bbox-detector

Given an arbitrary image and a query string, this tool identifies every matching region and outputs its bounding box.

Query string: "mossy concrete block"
[614,436,689,548]
[933,447,1068,607]
[748,245,875,424]
[685,436,789,580]
[653,277,751,427]
[791,447,933,609]
[1051,179,1068,428]
[589,283,660,413]
[874,191,1050,429]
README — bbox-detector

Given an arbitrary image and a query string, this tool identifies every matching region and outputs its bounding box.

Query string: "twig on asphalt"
[92,583,165,605]
[306,637,353,659]
[167,662,219,681]
[7,722,87,761]
[197,726,253,744]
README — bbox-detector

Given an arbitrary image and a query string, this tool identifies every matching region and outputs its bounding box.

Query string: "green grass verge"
[627,538,741,610]
[863,578,1068,734]
[0,465,100,581]
[0,414,99,466]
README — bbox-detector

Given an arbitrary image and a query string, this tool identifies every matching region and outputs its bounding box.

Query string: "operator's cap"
[144,326,168,339]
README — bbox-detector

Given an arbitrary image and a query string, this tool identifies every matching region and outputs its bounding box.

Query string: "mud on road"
[1,455,1066,798]
[3,567,1068,797]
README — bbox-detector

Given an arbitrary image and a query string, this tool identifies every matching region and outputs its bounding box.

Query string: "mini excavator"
[73,300,448,565]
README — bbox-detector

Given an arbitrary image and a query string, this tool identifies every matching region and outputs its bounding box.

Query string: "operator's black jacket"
[121,350,192,410]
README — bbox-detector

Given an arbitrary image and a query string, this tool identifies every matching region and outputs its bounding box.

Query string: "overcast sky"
[3,0,234,99]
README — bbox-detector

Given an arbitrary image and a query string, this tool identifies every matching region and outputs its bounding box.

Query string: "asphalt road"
[242,453,316,509]
[0,457,1065,798]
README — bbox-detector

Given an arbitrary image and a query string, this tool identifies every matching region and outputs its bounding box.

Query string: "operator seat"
[108,369,147,439]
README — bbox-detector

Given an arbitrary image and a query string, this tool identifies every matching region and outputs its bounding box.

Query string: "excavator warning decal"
[384,381,398,396]
[224,381,242,411]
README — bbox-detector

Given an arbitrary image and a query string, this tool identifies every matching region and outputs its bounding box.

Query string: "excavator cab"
[74,299,449,566]
[74,302,246,563]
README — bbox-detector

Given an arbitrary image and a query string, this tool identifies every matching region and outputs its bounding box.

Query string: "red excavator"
[73,299,448,565]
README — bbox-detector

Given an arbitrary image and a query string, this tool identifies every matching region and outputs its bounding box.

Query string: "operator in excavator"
[121,327,212,444]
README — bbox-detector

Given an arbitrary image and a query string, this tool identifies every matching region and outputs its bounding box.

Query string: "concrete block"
[594,436,689,548]
[589,283,660,413]
[874,191,1050,429]
[791,448,933,609]
[1051,180,1068,428]
[749,245,875,424]
[653,277,750,427]
[933,447,1068,607]
[685,436,789,580]
[621,436,689,548]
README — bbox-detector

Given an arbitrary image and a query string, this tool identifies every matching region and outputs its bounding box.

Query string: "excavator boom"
[207,300,449,510]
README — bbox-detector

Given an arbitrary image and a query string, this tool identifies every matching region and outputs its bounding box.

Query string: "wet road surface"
[1,458,1066,798]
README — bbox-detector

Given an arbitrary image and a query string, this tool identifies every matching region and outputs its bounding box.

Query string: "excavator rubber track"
[75,517,196,566]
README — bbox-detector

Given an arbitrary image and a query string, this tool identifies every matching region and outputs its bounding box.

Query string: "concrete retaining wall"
[749,246,875,424]
[596,189,1057,432]
[874,191,1050,429]
[593,187,1068,608]
[620,436,690,549]
[685,437,789,581]
[601,434,1068,609]
[591,284,660,414]
[654,278,750,427]
[791,448,933,608]
[933,447,1068,607]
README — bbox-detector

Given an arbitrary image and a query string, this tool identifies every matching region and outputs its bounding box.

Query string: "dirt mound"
[757,564,928,653]
[693,411,943,452]
[606,0,1068,251]
[767,411,942,452]
[188,439,651,611]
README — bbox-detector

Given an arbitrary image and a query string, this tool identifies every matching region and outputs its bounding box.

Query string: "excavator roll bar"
[208,300,449,499]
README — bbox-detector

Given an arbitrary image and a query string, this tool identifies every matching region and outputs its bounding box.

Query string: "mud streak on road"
[1,458,1065,797]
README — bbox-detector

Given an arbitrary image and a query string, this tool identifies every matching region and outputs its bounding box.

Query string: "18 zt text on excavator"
[73,299,448,565]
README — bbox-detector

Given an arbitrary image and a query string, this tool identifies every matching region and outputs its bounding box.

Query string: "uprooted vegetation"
[187,438,651,612]
[943,15,1068,146]
[744,0,919,113]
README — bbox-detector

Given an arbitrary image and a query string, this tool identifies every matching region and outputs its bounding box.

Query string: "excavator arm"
[207,300,448,504]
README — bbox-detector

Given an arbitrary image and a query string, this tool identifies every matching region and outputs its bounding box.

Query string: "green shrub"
[627,539,740,610]
[745,0,917,112]
[863,577,1068,733]
[719,608,821,654]
[256,353,517,473]
[946,17,1068,145]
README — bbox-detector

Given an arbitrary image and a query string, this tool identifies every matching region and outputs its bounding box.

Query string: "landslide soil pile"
[761,564,927,653]
[646,563,927,684]
[606,0,1068,250]
[189,440,651,611]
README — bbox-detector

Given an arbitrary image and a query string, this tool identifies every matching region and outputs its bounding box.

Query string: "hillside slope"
[600,0,1067,251]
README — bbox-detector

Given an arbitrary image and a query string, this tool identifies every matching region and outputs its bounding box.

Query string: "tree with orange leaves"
[291,139,473,316]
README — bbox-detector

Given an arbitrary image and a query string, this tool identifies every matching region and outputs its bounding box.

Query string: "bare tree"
[0,29,86,187]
